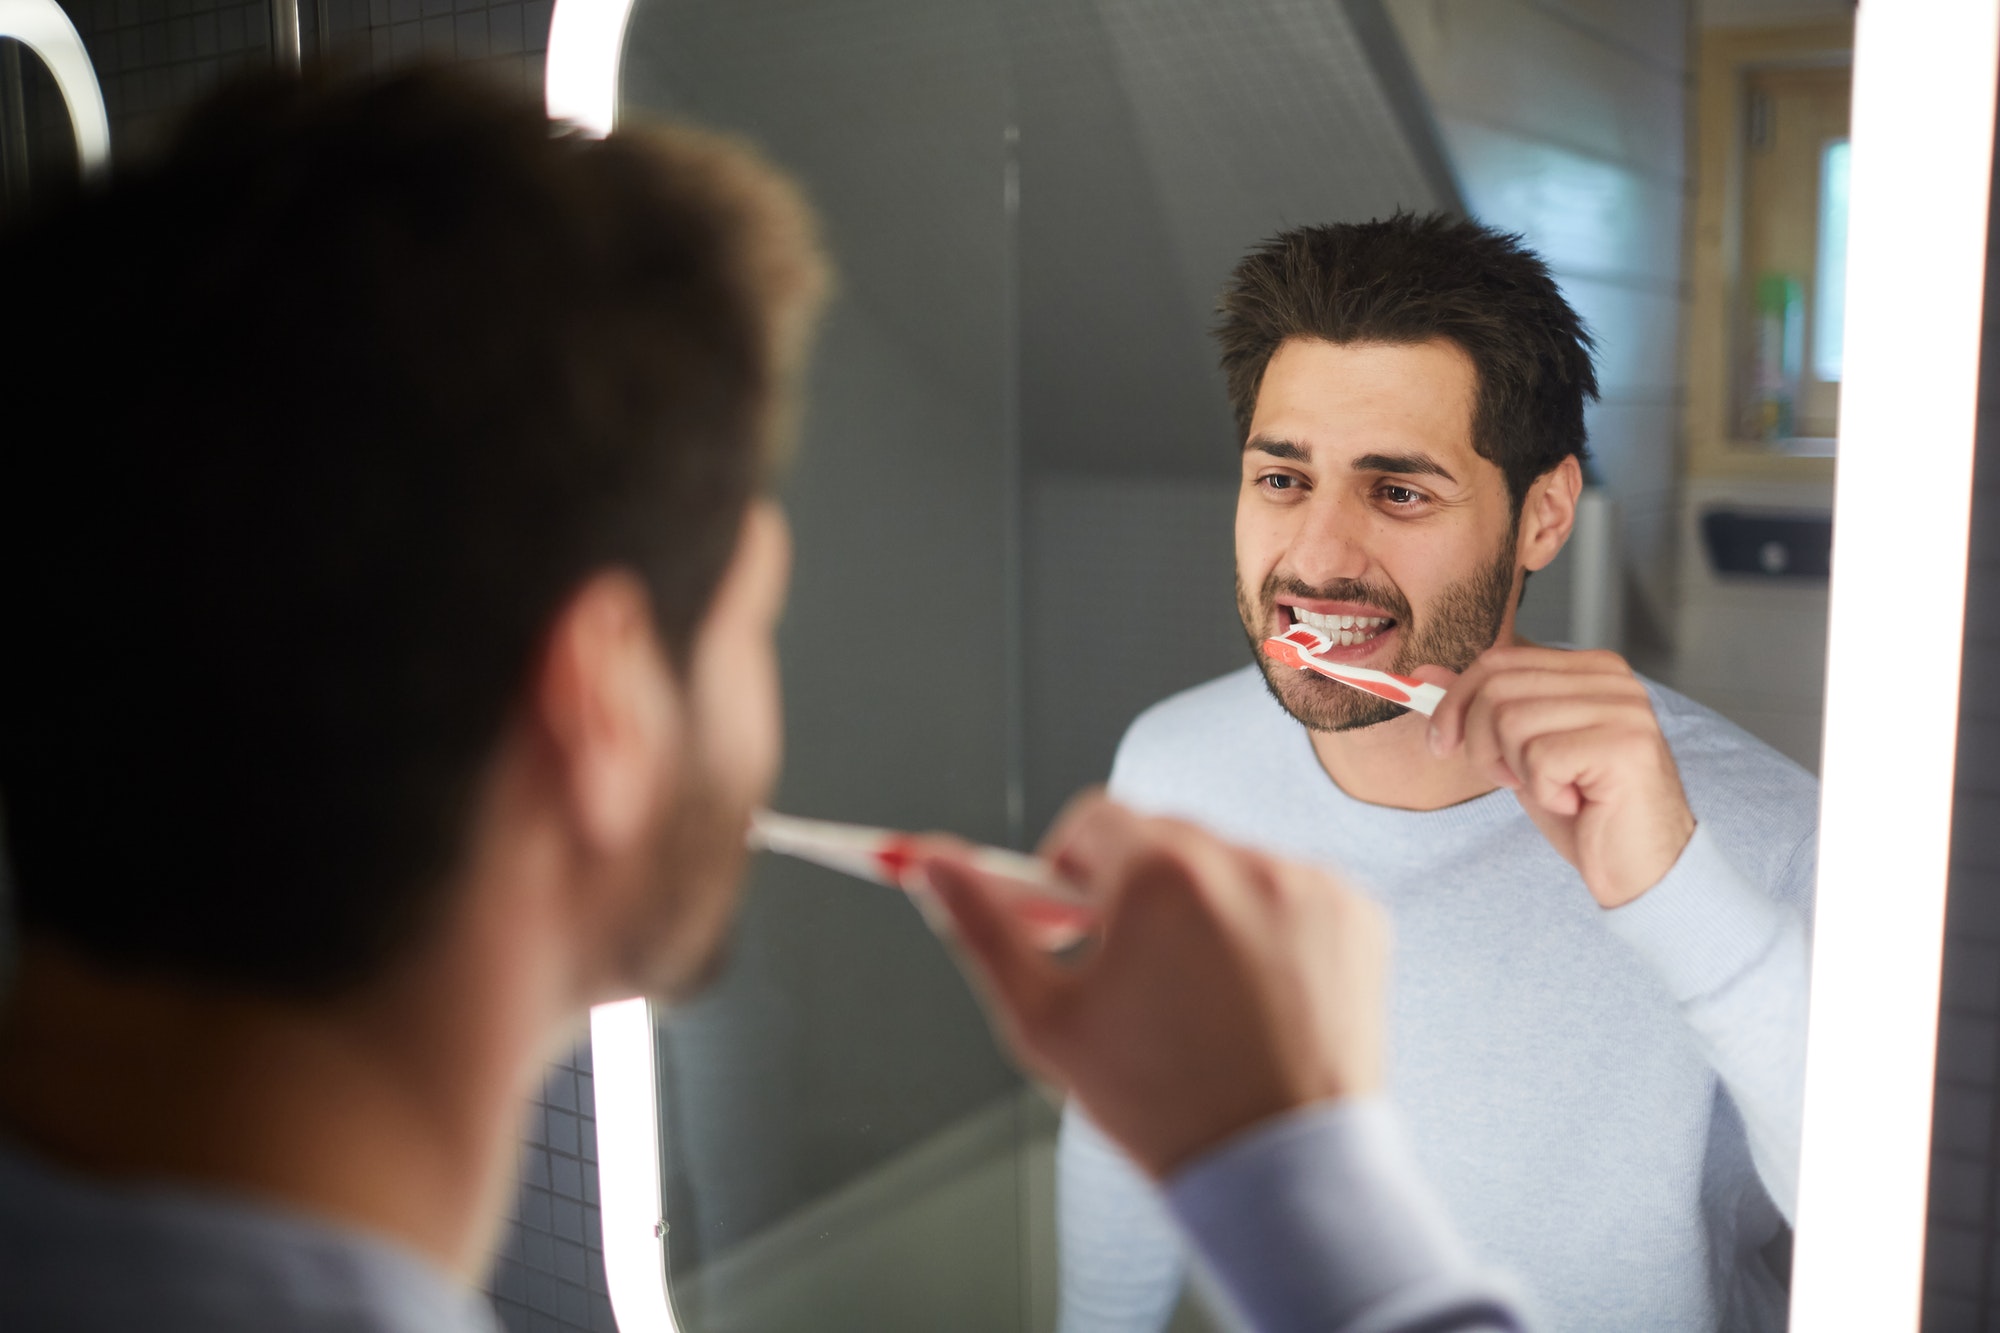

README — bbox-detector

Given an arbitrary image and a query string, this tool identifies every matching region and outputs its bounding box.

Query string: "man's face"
[1235,338,1522,732]
[629,501,790,1001]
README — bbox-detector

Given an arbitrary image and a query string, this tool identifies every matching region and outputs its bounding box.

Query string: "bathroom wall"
[1384,0,1693,663]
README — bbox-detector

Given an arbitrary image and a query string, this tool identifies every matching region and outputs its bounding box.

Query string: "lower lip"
[1280,612,1397,663]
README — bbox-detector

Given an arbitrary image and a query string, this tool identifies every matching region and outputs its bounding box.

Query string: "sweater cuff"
[1165,1098,1501,1332]
[1602,822,1786,1002]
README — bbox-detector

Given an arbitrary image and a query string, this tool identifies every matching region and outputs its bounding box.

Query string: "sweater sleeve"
[1165,1098,1528,1333]
[1600,822,1811,1221]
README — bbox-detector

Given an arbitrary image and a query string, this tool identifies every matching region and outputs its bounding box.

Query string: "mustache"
[1260,572,1413,623]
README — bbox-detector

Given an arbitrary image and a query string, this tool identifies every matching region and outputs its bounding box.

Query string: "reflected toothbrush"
[747,810,1096,947]
[1261,624,1449,717]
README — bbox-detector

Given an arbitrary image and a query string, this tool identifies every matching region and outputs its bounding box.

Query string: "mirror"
[0,0,108,208]
[590,2,1863,1330]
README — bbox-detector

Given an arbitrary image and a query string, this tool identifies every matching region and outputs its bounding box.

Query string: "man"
[0,73,1522,1332]
[1058,216,1814,1333]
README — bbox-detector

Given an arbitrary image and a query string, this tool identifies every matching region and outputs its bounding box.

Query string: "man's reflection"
[1059,214,1814,1333]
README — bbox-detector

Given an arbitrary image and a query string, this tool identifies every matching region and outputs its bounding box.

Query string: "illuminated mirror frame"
[557,3,2000,1331]
[0,0,110,177]
[1792,1,1999,1329]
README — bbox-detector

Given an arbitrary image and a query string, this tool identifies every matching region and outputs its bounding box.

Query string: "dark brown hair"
[0,67,827,995]
[1215,212,1596,508]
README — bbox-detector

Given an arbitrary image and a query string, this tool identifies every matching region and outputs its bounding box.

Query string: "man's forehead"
[1245,338,1484,475]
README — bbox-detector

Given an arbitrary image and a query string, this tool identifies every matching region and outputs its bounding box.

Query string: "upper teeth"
[1292,609,1390,647]
[1294,610,1388,632]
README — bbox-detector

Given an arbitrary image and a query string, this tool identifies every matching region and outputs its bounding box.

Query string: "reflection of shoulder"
[1109,666,1285,798]
[1641,675,1819,897]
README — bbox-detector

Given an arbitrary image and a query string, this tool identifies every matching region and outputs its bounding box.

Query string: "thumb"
[923,856,1067,1040]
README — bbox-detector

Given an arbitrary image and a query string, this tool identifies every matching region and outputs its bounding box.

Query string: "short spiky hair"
[0,68,828,996]
[1215,212,1596,509]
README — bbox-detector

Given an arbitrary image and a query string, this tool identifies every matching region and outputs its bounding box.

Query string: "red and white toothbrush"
[1261,624,1449,716]
[747,810,1096,948]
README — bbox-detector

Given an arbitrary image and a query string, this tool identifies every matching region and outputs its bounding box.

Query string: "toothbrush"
[1261,624,1449,717]
[747,810,1096,945]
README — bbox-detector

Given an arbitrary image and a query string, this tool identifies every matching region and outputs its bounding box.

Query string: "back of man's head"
[0,69,826,998]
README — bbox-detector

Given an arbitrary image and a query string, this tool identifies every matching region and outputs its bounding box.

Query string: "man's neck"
[0,921,564,1279]
[1309,710,1500,811]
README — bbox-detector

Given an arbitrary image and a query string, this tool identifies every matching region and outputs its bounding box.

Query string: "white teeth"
[1291,608,1391,642]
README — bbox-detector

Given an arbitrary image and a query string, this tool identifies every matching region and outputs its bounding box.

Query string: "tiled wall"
[53,0,546,162]
[489,1044,617,1333]
[1922,96,2000,1333]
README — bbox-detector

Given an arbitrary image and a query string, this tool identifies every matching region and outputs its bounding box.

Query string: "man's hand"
[920,793,1387,1179]
[1421,646,1695,908]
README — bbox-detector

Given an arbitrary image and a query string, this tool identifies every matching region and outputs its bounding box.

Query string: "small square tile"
[486,4,522,55]
[555,1236,587,1284]
[521,0,548,49]
[559,1281,591,1327]
[419,14,453,53]
[546,1109,579,1156]
[553,1197,585,1244]
[550,1153,582,1199]
[525,1269,560,1316]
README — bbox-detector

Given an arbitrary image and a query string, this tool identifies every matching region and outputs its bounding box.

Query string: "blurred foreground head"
[0,68,828,998]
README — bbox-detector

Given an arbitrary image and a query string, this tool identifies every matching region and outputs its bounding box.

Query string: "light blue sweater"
[1060,666,1816,1333]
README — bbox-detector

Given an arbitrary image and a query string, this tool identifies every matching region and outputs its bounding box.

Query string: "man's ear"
[1519,455,1584,574]
[532,570,682,856]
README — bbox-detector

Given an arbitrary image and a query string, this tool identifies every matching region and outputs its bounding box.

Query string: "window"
[1733,62,1852,449]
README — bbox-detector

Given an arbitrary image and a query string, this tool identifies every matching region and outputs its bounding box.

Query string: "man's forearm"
[1602,824,1809,1219]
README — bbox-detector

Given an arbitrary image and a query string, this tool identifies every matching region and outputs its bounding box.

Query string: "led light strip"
[1792,2,2000,1329]
[0,0,110,177]
[543,0,635,136]
[589,997,678,1333]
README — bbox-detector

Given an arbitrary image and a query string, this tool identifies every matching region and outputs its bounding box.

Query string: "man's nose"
[1288,494,1370,585]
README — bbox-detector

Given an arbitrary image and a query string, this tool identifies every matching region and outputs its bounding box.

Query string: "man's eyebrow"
[1245,438,1310,463]
[1350,451,1458,485]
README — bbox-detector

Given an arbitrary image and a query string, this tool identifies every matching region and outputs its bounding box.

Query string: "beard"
[620,731,760,1006]
[1237,532,1518,733]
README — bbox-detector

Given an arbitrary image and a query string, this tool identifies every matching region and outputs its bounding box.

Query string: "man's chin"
[659,928,735,1005]
[1255,659,1411,733]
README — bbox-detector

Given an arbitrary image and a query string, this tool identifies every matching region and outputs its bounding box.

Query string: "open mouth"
[1281,603,1398,650]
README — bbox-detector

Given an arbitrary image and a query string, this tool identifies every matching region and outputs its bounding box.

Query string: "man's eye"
[1259,474,1300,492]
[1381,484,1424,505]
